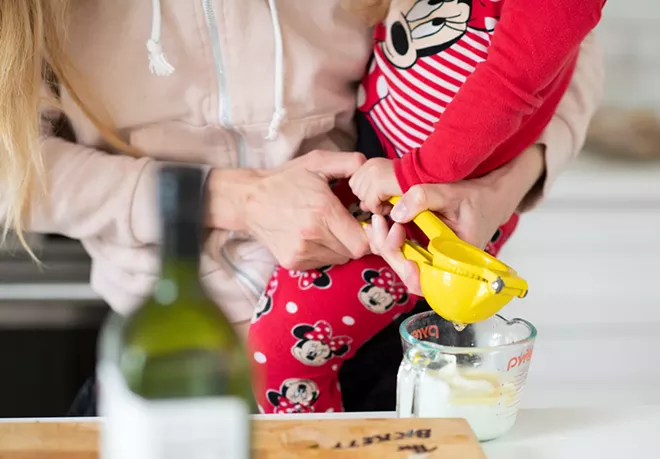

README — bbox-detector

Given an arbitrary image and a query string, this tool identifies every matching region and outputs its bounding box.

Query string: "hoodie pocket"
[129,121,240,168]
[203,229,276,301]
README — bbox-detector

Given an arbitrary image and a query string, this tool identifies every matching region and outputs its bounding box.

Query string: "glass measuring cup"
[396,311,536,441]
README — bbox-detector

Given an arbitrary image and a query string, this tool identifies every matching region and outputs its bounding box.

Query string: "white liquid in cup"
[397,355,521,441]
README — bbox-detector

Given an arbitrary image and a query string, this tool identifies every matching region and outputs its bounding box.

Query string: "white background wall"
[596,1,660,109]
[497,153,660,408]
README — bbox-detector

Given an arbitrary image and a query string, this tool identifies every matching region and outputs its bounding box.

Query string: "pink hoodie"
[15,1,603,328]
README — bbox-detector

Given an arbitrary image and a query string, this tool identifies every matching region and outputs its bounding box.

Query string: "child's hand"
[349,158,402,215]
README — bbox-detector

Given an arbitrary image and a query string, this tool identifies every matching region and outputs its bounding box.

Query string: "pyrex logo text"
[506,348,533,371]
[410,325,439,340]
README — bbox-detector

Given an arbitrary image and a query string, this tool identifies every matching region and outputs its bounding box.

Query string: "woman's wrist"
[205,167,262,232]
[484,144,547,216]
[516,144,547,211]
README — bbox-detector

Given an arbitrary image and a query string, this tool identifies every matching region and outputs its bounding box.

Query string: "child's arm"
[393,0,605,190]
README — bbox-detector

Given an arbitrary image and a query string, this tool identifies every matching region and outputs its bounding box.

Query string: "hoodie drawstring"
[147,0,175,76]
[265,0,287,141]
[147,0,286,140]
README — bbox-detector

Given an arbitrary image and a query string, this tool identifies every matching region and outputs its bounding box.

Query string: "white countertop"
[481,405,660,458]
[4,406,660,458]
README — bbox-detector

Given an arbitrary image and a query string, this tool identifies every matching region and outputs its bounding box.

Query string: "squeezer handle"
[359,197,464,265]
[388,197,459,243]
[358,220,433,267]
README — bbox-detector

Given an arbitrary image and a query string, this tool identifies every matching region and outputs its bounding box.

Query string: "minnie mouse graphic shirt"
[358,0,605,189]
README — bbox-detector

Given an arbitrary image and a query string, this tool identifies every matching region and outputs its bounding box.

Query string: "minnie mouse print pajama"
[247,181,420,414]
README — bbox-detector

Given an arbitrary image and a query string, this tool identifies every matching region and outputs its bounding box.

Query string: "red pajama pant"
[247,180,518,415]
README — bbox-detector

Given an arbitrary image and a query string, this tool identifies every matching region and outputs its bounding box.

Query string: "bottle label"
[98,363,250,459]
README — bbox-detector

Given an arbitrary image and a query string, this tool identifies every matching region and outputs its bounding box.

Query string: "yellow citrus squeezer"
[379,197,529,325]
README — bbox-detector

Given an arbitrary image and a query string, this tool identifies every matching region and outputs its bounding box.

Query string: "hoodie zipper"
[201,0,264,297]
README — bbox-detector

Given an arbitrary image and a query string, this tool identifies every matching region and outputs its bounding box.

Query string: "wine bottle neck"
[156,221,204,303]
[154,165,207,305]
[162,220,201,259]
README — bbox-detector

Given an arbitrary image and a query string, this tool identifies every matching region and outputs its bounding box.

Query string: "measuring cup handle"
[397,361,421,418]
[388,197,458,242]
[397,357,438,418]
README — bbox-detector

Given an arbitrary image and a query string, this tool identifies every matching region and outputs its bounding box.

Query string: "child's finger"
[370,201,389,216]
[360,201,371,213]
[364,195,384,215]
[347,167,365,197]
[380,203,393,216]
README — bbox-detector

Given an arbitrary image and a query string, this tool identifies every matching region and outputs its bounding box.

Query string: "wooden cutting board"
[0,418,485,458]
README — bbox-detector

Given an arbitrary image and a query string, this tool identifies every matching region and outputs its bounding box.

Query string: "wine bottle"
[97,164,254,459]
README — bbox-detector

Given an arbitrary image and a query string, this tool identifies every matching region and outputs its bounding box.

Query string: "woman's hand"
[206,150,371,271]
[366,144,546,295]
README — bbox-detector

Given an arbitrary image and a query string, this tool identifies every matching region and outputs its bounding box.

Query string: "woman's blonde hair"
[0,0,139,257]
[341,0,391,26]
